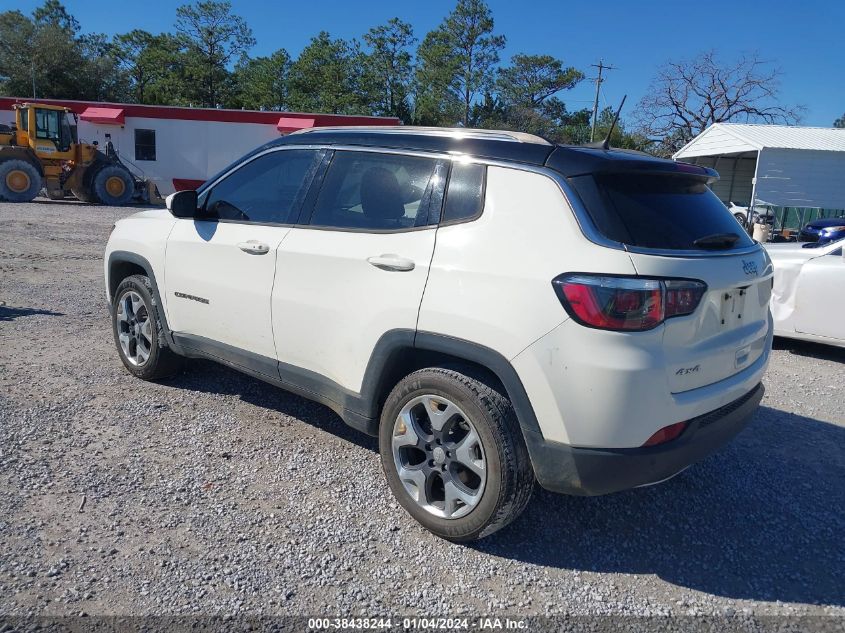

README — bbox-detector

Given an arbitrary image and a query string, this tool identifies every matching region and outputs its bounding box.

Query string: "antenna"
[585,95,627,150]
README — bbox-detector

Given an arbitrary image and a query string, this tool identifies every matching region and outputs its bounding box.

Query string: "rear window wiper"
[693,233,740,250]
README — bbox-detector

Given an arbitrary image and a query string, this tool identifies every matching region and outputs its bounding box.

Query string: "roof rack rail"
[290,125,552,146]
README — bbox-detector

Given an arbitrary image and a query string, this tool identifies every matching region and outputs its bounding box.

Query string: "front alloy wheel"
[392,394,486,519]
[116,289,153,366]
[111,274,182,380]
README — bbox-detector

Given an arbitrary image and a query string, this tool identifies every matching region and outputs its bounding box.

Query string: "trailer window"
[135,129,156,161]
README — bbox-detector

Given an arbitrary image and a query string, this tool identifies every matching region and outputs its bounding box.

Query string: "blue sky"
[10,0,845,126]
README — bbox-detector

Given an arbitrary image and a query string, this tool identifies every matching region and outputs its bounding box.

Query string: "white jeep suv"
[105,127,773,541]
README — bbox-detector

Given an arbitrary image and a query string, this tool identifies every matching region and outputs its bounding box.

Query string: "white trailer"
[0,97,399,196]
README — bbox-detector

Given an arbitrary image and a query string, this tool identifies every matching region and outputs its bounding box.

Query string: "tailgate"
[629,248,773,393]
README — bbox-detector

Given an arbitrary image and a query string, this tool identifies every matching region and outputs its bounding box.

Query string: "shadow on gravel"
[164,359,378,451]
[0,305,65,321]
[773,336,845,363]
[476,406,845,608]
[158,357,843,606]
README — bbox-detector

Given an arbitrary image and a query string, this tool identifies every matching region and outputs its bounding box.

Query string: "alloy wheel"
[116,290,153,366]
[391,394,487,519]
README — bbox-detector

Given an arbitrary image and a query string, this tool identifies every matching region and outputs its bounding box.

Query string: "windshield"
[570,173,756,251]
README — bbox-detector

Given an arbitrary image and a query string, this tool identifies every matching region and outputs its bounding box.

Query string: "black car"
[799,215,845,243]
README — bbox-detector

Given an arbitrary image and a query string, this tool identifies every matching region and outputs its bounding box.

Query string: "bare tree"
[636,51,803,155]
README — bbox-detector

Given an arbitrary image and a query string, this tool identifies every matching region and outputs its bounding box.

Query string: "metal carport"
[673,123,845,234]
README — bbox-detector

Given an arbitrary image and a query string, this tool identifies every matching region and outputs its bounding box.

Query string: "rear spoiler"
[546,146,719,183]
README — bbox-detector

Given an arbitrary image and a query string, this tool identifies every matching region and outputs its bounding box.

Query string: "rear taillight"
[552,274,706,332]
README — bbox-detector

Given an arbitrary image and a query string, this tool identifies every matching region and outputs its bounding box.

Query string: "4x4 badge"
[742,259,758,276]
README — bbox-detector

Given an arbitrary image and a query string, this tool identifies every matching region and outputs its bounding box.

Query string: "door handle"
[367,254,415,272]
[237,240,270,255]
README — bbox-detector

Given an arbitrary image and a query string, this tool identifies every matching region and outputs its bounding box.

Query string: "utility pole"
[31,61,36,99]
[590,59,615,142]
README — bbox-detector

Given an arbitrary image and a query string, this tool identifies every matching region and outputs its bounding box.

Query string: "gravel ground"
[0,199,843,621]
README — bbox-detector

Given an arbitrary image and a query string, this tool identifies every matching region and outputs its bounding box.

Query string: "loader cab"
[15,104,76,157]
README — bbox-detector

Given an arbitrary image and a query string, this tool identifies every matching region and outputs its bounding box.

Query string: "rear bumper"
[524,383,764,496]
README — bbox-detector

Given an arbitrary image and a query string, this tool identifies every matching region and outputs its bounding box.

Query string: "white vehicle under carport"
[766,238,845,348]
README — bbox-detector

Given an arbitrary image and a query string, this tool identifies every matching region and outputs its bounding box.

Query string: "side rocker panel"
[104,264,548,468]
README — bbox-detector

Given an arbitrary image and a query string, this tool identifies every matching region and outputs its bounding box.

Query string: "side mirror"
[166,189,199,218]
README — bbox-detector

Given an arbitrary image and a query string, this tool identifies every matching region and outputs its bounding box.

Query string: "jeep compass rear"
[105,127,771,541]
[509,148,772,495]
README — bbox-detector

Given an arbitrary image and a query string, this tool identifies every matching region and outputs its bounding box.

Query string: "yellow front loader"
[0,103,148,205]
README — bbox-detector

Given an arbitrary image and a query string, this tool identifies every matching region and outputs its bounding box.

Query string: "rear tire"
[0,159,41,202]
[93,164,134,206]
[112,275,182,380]
[379,367,534,542]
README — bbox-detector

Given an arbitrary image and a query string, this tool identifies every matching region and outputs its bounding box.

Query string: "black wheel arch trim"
[107,250,179,349]
[411,332,542,436]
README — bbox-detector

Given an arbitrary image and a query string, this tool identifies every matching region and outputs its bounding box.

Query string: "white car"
[104,127,773,541]
[765,238,845,348]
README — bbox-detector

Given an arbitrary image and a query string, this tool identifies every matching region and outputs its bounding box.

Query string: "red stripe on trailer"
[173,179,206,191]
[0,97,399,128]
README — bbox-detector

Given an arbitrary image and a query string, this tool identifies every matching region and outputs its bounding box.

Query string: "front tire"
[379,367,534,541]
[93,164,134,206]
[0,159,41,202]
[112,275,182,380]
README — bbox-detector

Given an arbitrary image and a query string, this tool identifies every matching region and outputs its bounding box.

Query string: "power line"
[590,59,616,142]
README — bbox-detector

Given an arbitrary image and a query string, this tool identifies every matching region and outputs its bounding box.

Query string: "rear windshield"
[569,173,755,251]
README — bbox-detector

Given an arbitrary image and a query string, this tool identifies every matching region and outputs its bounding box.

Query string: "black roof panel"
[272,128,556,165]
[197,128,716,195]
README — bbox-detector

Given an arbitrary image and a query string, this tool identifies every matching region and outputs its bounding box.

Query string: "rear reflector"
[642,421,688,447]
[552,274,706,332]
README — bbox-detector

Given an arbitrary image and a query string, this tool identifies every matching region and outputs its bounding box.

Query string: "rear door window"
[308,151,440,231]
[570,174,755,251]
